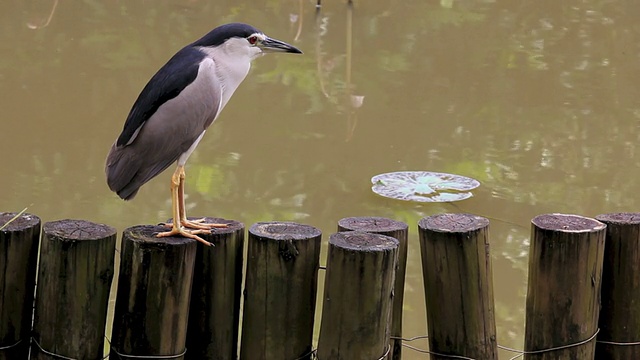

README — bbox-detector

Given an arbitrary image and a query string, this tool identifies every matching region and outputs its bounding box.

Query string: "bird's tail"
[105,142,141,200]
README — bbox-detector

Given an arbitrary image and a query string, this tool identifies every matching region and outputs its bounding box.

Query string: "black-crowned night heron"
[106,23,301,245]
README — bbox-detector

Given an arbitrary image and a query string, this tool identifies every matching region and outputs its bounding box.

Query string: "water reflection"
[26,0,58,30]
[1,1,640,358]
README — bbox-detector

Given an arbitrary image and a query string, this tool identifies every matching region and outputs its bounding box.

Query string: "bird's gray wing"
[106,47,222,200]
[116,47,206,147]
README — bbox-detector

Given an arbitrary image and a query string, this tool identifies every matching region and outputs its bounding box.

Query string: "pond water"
[1,0,639,358]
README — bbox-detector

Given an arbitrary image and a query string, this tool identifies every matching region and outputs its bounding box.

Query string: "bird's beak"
[260,37,303,54]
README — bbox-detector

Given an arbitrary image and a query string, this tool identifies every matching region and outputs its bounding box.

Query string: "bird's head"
[193,23,302,60]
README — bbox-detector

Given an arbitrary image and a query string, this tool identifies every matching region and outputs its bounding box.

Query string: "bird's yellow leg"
[177,166,187,222]
[157,166,212,246]
[177,167,228,230]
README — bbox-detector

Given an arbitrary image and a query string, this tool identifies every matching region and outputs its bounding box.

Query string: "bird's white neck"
[198,39,261,111]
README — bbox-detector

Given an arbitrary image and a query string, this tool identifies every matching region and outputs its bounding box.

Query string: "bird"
[105,23,302,246]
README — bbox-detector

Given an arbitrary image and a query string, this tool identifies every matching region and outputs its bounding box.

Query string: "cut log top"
[532,213,606,232]
[596,212,640,225]
[249,221,321,241]
[330,231,398,251]
[338,216,408,233]
[0,212,40,231]
[418,213,489,233]
[43,219,116,241]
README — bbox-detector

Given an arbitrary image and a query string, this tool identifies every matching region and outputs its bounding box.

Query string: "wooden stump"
[418,213,498,360]
[186,218,245,360]
[595,213,640,359]
[524,214,606,360]
[337,217,408,360]
[31,219,116,360]
[240,222,322,360]
[111,225,197,360]
[0,212,41,360]
[317,231,398,360]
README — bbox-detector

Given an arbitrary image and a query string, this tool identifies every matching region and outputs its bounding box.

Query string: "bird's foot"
[182,217,229,230]
[161,218,228,230]
[156,226,213,246]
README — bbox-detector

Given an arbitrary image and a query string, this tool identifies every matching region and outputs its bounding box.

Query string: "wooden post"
[524,213,606,360]
[111,225,197,359]
[31,219,116,360]
[337,217,408,360]
[240,221,322,360]
[0,212,41,360]
[595,213,640,359]
[418,213,498,360]
[317,231,398,360]
[186,218,245,360]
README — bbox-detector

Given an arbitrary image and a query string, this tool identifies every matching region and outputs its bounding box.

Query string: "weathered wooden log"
[240,222,322,360]
[418,213,498,360]
[524,213,606,360]
[317,231,398,360]
[186,218,245,360]
[31,219,116,360]
[0,212,41,360]
[337,216,408,360]
[111,225,197,360]
[595,213,640,359]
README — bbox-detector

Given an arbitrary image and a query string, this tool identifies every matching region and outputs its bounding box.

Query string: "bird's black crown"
[192,23,263,47]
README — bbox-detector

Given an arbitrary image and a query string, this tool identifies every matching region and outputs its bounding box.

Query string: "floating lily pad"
[371,171,480,203]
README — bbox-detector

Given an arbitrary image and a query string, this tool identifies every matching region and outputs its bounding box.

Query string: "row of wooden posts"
[0,211,639,359]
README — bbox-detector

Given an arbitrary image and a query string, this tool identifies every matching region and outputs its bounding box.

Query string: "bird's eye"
[248,36,258,45]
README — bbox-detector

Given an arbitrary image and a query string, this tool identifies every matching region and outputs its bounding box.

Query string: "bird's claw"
[159,218,229,230]
[156,226,213,246]
[183,218,229,230]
